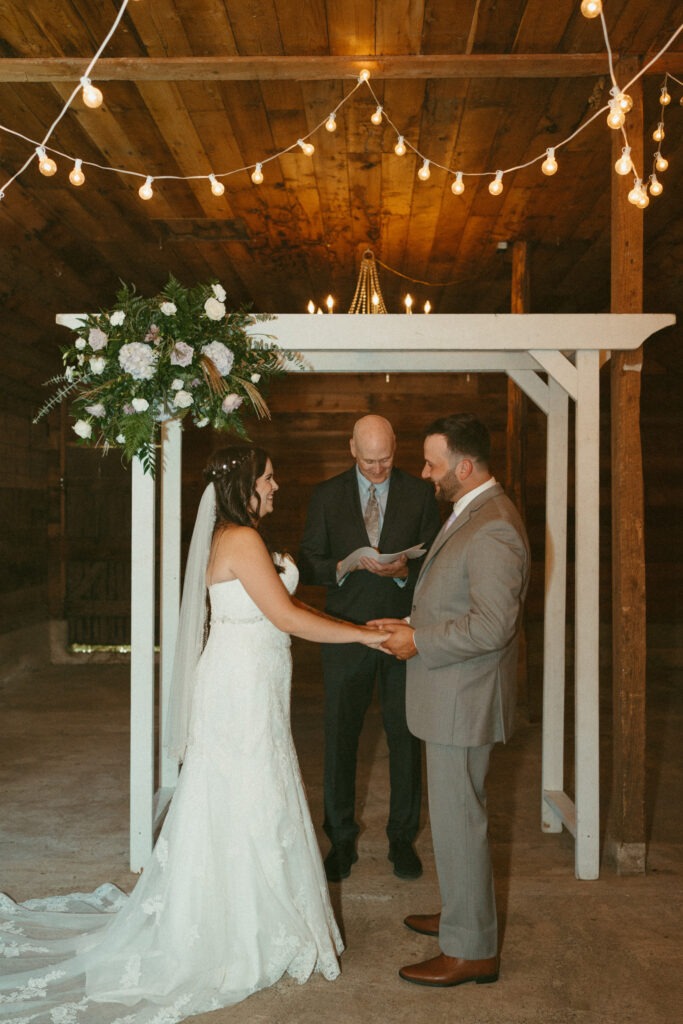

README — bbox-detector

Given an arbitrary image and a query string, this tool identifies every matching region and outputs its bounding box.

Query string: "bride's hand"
[358,626,390,648]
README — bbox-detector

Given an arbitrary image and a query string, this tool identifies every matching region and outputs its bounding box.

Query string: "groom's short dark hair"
[424,413,491,467]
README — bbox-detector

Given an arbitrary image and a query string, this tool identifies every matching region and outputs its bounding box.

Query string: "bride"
[0,446,388,1024]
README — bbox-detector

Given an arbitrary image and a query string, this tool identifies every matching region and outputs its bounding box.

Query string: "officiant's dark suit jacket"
[298,466,441,638]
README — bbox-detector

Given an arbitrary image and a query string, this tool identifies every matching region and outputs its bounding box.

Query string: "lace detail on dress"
[0,558,342,1023]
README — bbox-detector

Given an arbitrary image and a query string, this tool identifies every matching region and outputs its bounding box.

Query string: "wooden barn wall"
[0,372,53,635]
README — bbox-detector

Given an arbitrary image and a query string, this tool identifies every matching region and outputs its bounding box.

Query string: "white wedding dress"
[0,558,342,1023]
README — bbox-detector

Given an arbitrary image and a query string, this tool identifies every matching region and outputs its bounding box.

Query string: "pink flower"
[170,341,193,367]
[221,393,243,414]
[88,327,109,351]
[144,324,161,344]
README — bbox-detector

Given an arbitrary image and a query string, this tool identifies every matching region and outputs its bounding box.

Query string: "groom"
[298,415,441,883]
[372,413,529,988]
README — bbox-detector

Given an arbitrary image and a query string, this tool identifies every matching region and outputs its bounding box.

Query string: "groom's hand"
[366,619,418,660]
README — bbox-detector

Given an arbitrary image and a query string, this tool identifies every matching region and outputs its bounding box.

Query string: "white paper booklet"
[338,543,426,578]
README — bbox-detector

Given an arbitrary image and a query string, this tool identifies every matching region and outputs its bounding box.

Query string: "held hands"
[366,618,418,660]
[358,625,391,649]
[358,552,409,578]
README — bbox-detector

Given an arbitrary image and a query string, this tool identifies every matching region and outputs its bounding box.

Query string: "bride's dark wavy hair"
[203,446,284,571]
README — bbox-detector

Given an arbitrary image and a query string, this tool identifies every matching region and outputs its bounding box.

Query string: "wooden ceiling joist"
[0,53,662,84]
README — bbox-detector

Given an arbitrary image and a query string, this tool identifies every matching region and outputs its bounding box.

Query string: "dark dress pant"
[321,644,422,845]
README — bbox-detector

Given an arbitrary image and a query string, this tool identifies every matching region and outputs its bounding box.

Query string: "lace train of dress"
[0,559,342,1023]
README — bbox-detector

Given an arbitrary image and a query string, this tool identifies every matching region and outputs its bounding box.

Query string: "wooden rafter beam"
[5,52,682,83]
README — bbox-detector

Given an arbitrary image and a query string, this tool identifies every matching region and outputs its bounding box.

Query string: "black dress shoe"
[324,841,358,882]
[388,840,422,879]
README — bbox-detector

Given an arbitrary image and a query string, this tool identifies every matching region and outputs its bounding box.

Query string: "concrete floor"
[1,636,681,1023]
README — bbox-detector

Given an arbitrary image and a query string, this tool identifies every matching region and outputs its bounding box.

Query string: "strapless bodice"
[209,555,298,625]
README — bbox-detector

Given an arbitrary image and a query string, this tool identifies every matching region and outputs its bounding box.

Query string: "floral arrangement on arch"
[36,276,294,474]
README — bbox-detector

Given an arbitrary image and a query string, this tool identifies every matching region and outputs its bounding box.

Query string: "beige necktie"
[364,484,380,547]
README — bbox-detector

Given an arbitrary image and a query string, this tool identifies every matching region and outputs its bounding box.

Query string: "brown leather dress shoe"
[403,912,441,937]
[399,953,499,988]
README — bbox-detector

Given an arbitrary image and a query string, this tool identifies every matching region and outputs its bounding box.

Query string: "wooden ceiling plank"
[376,0,426,55]
[0,52,648,82]
[512,0,574,54]
[275,0,330,56]
[325,0,376,56]
[172,0,240,57]
[470,0,532,55]
[420,0,482,55]
[125,0,194,56]
[223,0,285,56]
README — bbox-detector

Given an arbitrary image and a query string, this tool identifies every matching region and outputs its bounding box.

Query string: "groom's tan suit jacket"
[406,483,530,748]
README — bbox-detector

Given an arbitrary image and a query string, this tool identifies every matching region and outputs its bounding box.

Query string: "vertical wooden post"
[608,60,647,874]
[130,454,156,872]
[507,241,529,710]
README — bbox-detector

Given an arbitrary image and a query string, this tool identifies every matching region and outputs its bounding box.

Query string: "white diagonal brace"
[506,369,550,414]
[529,350,578,400]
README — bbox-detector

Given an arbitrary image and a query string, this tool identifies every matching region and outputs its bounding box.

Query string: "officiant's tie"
[364,484,380,547]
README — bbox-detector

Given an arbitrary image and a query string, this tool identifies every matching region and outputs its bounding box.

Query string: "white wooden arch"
[57,311,674,880]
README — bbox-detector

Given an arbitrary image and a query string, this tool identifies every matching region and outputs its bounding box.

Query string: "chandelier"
[306,248,429,314]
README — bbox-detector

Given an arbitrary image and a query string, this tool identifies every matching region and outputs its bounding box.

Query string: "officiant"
[298,415,441,883]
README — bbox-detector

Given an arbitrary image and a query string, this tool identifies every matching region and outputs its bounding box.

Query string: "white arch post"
[57,312,674,876]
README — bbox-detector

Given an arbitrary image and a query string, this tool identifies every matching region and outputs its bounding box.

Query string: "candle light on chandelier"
[326,295,334,313]
[307,300,315,314]
[404,293,413,314]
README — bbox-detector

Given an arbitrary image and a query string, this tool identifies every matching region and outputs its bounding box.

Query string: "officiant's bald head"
[350,415,396,485]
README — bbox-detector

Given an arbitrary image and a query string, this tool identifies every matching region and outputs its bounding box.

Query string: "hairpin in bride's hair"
[205,450,251,481]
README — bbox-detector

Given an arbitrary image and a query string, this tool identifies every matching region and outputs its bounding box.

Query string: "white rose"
[109,310,126,326]
[221,393,243,414]
[73,419,92,439]
[250,372,261,383]
[88,327,109,351]
[195,417,209,428]
[116,434,125,444]
[171,378,184,390]
[211,283,227,302]
[173,390,193,409]
[90,356,106,375]
[204,297,225,321]
[85,403,105,418]
[75,337,86,350]
[160,302,177,316]
[132,397,149,412]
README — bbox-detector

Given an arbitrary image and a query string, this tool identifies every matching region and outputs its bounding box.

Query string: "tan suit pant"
[426,741,497,959]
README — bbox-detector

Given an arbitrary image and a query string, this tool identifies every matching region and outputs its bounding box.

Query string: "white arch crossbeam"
[57,311,674,878]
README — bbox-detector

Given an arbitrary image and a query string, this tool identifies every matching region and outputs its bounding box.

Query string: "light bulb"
[69,159,85,186]
[637,189,649,209]
[325,113,336,132]
[404,293,413,314]
[326,295,334,313]
[649,175,663,197]
[209,174,225,196]
[417,158,431,181]
[628,179,643,205]
[614,146,632,176]
[655,152,668,172]
[80,77,103,109]
[251,163,263,184]
[307,300,315,314]
[358,68,371,82]
[424,300,431,314]
[580,0,602,16]
[36,148,57,176]
[139,176,154,200]
[615,92,632,113]
[653,123,664,142]
[606,103,625,129]
[394,136,406,156]
[488,170,504,196]
[371,105,383,125]
[660,87,671,106]
[451,171,465,195]
[298,139,315,156]
[541,148,557,175]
